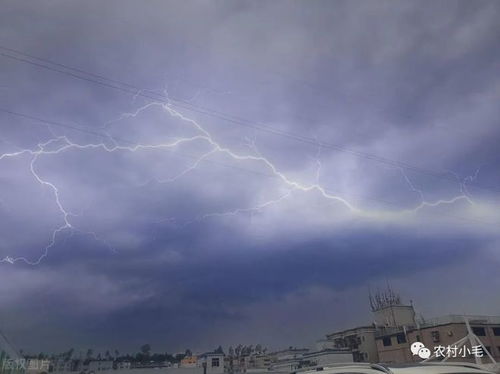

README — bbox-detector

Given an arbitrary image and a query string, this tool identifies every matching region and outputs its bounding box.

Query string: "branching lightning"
[0,97,485,265]
[398,167,474,214]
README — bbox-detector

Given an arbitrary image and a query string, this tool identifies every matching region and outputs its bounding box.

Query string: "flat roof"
[326,325,377,338]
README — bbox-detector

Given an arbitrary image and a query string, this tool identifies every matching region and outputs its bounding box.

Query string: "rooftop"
[326,325,377,338]
[419,315,500,328]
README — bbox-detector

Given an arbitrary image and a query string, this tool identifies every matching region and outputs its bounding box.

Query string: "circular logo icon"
[418,347,431,359]
[411,342,425,355]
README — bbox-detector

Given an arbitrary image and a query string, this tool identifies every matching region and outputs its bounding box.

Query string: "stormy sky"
[1,0,500,356]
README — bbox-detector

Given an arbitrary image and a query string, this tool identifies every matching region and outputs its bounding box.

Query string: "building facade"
[198,353,224,374]
[320,326,379,363]
[181,356,198,368]
[376,315,500,364]
[319,288,417,363]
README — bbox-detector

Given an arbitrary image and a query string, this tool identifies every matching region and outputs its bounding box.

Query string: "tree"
[64,348,74,361]
[184,349,192,357]
[86,349,93,360]
[235,345,242,357]
[140,344,151,356]
[214,346,224,354]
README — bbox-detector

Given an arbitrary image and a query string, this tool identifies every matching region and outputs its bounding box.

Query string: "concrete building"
[115,361,131,369]
[248,353,273,369]
[320,326,379,363]
[198,353,224,374]
[373,304,416,329]
[181,355,198,368]
[318,287,500,366]
[376,315,500,364]
[275,348,310,361]
[319,287,417,363]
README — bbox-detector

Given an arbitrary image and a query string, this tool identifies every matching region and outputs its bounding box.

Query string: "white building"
[116,361,131,370]
[321,325,379,362]
[275,348,309,362]
[198,353,224,374]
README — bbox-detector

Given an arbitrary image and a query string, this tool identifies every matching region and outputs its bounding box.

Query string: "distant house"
[180,355,198,368]
[248,353,273,369]
[115,361,131,370]
[197,352,224,374]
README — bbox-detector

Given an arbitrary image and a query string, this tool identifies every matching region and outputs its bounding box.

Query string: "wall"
[373,305,416,328]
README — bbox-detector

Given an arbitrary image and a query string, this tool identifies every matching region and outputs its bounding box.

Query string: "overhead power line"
[0,108,277,179]
[0,46,497,194]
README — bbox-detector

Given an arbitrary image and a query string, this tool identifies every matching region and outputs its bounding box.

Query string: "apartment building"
[376,315,500,364]
[319,326,379,362]
[319,288,416,363]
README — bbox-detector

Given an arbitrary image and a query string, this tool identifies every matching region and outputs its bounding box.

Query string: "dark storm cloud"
[1,0,500,354]
[4,221,488,352]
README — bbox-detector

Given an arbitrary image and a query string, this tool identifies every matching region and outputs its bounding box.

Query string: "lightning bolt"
[192,191,293,225]
[398,167,474,214]
[0,96,489,265]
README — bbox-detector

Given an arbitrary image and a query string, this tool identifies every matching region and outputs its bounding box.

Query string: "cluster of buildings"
[2,288,500,374]
[176,347,352,373]
[316,288,500,365]
[178,351,225,374]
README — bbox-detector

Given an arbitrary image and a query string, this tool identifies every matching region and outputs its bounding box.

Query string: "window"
[492,327,500,336]
[382,337,392,346]
[211,358,220,367]
[472,327,486,336]
[396,333,407,344]
[431,330,440,343]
